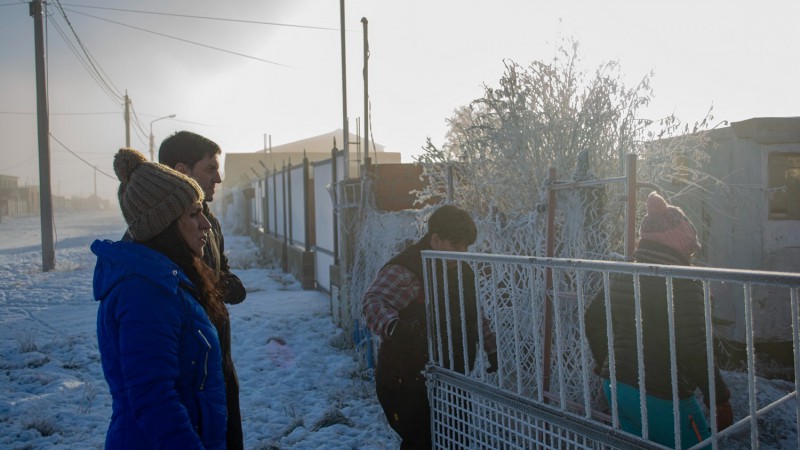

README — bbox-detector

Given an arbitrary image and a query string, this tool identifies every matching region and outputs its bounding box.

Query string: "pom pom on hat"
[113,148,147,183]
[639,191,700,258]
[113,148,204,241]
[646,191,669,215]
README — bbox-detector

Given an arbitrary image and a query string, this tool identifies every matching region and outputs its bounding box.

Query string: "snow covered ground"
[0,209,797,449]
[0,209,398,449]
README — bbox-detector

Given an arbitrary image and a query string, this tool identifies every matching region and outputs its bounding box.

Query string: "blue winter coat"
[92,239,227,450]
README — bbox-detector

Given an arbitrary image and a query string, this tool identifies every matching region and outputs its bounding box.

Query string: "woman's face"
[177,202,212,257]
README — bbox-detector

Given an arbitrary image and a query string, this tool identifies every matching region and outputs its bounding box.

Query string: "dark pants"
[376,377,431,450]
[225,368,243,450]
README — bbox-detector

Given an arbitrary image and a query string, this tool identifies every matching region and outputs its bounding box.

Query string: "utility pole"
[124,91,131,147]
[361,17,370,170]
[30,0,55,272]
[339,0,349,177]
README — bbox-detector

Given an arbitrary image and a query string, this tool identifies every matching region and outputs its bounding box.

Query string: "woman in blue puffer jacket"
[92,148,228,449]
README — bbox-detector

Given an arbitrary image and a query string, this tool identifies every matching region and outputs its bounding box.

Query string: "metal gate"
[422,250,800,450]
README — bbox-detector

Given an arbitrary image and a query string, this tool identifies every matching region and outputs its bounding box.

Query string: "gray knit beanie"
[114,147,204,241]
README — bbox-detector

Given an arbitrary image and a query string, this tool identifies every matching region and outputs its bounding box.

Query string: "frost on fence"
[348,162,632,373]
[347,188,430,367]
[424,252,800,449]
[447,259,606,410]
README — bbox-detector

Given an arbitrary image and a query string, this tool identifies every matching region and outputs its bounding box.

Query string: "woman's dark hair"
[144,221,227,325]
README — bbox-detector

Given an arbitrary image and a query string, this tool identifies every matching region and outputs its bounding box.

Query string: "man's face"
[179,154,221,202]
[430,233,469,267]
[430,234,468,252]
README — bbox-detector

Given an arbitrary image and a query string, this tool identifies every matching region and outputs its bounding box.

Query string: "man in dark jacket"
[363,204,497,449]
[159,131,247,450]
[585,191,733,448]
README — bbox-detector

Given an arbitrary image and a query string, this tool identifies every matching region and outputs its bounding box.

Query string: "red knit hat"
[638,192,700,258]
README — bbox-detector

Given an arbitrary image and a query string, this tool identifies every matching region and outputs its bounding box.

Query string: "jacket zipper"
[197,329,211,390]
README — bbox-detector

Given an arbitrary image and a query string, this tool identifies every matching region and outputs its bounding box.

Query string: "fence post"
[332,147,339,265]
[447,163,454,203]
[268,164,269,236]
[544,166,557,394]
[281,163,288,272]
[272,165,278,238]
[625,154,637,261]
[303,152,311,252]
[287,159,294,246]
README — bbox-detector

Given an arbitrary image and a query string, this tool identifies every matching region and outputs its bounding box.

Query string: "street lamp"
[149,114,176,161]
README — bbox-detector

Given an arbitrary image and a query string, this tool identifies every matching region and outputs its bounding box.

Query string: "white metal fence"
[422,250,800,450]
[312,154,344,293]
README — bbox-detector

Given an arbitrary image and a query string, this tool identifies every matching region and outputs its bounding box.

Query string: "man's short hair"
[426,204,477,246]
[159,131,221,170]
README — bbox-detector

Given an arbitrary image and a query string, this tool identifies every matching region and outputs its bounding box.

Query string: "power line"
[62,7,291,67]
[52,0,123,100]
[0,156,37,173]
[60,3,340,32]
[126,99,151,148]
[47,15,122,105]
[0,111,120,115]
[49,133,116,181]
[44,2,153,151]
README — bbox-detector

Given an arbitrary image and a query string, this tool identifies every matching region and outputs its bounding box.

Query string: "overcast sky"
[1,0,798,200]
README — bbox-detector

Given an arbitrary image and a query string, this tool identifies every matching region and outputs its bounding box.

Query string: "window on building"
[768,152,800,220]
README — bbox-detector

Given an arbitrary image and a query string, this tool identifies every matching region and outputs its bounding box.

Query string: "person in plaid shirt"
[363,205,497,450]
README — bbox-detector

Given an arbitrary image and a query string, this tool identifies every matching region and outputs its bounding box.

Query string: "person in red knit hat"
[585,191,734,448]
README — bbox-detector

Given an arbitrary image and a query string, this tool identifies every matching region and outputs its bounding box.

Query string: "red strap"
[688,414,703,443]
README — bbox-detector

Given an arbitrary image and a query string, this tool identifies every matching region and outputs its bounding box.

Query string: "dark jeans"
[376,378,431,450]
[224,364,243,450]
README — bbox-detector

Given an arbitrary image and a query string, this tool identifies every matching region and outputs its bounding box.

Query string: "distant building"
[0,174,113,219]
[219,129,401,193]
[0,174,39,218]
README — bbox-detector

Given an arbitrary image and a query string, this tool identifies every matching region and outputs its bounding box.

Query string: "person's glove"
[221,273,246,305]
[716,400,733,431]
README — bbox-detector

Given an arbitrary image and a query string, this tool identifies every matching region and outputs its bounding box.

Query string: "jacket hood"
[91,239,193,301]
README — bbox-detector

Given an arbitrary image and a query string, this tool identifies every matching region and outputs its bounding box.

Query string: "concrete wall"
[700,118,800,343]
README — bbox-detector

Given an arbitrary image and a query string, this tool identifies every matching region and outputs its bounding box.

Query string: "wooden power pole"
[30,0,55,272]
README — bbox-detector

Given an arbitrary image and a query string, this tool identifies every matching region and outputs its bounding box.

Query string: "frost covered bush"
[23,416,58,437]
[415,38,721,260]
[17,334,37,353]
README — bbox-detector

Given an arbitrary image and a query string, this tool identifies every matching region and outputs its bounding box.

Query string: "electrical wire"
[62,7,291,67]
[52,0,123,101]
[0,156,37,172]
[126,99,152,148]
[59,3,340,32]
[47,15,122,105]
[20,1,306,177]
[49,133,116,181]
[46,2,149,151]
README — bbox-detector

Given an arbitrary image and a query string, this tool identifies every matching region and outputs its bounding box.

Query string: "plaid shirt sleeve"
[362,264,421,338]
